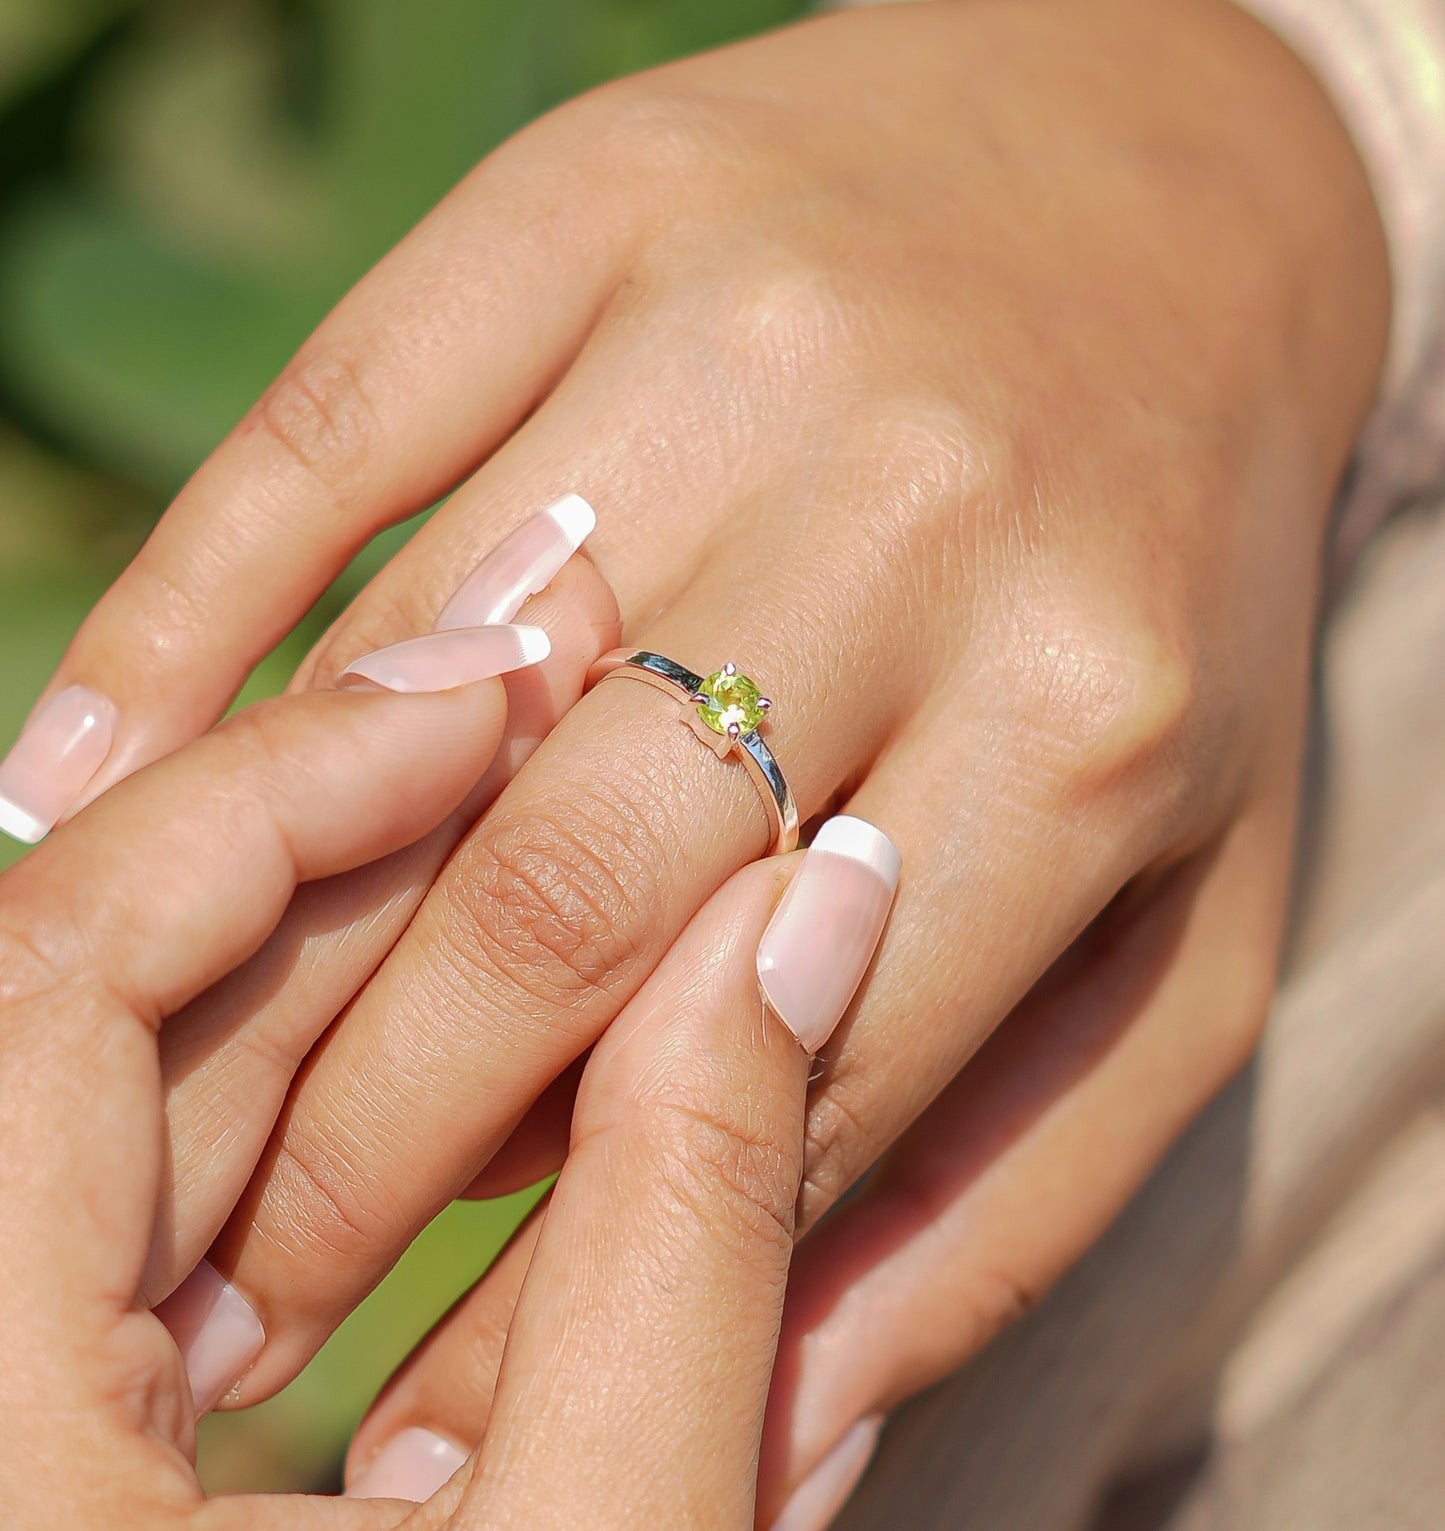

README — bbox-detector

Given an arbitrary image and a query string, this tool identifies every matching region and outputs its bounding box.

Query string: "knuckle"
[556,80,736,188]
[248,344,380,497]
[645,1093,798,1267]
[120,555,234,669]
[449,799,663,1013]
[965,1264,1042,1350]
[1004,604,1201,816]
[0,907,79,1011]
[207,702,311,842]
[844,396,985,565]
[717,256,878,397]
[267,1123,400,1269]
[214,697,295,779]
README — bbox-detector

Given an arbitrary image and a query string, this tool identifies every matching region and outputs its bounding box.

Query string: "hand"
[1,0,1390,1509]
[0,652,901,1527]
[0,677,509,1528]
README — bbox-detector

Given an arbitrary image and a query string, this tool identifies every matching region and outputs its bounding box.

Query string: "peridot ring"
[591,650,799,856]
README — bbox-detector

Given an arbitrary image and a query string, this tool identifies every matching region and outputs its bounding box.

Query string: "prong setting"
[692,663,771,741]
[596,650,800,856]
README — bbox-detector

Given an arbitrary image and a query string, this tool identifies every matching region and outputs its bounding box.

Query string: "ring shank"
[592,650,800,856]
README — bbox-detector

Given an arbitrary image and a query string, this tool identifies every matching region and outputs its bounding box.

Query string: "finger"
[790,631,1241,1236]
[0,678,512,1504]
[337,821,898,1507]
[0,85,650,835]
[347,794,1288,1529]
[456,1064,580,1201]
[211,411,938,1405]
[757,812,1289,1525]
[344,1206,547,1498]
[147,549,615,1299]
[458,831,893,1527]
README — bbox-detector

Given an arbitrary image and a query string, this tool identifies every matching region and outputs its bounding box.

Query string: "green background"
[0,0,808,1493]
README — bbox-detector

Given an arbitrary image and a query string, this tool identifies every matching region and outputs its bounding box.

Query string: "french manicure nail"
[338,624,551,693]
[153,1260,265,1418]
[347,1426,468,1501]
[0,685,118,844]
[771,1417,883,1531]
[435,493,596,631]
[757,816,901,1055]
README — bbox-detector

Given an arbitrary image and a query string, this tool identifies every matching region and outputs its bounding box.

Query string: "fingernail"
[153,1260,265,1418]
[772,1417,883,1531]
[347,1427,468,1502]
[0,685,118,844]
[757,816,901,1055]
[338,624,551,692]
[435,493,596,631]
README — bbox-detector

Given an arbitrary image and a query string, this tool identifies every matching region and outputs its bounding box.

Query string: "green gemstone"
[696,667,766,737]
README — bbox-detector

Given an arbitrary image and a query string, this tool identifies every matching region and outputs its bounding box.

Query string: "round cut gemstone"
[696,667,766,736]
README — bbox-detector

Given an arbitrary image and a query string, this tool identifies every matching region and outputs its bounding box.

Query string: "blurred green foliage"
[0,0,808,1491]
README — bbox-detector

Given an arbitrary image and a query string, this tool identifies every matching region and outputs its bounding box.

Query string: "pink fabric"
[1239,0,1445,571]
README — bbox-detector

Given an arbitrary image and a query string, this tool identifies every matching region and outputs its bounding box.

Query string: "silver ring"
[591,650,800,857]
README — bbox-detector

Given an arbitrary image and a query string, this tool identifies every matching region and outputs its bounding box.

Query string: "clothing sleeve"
[1236,0,1445,570]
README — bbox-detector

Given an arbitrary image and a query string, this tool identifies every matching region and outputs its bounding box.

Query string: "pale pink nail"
[347,1426,468,1501]
[154,1260,265,1418]
[435,493,596,631]
[338,624,551,692]
[757,816,900,1055]
[0,685,117,844]
[771,1417,883,1531]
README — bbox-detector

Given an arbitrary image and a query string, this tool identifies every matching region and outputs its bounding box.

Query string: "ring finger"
[198,276,1201,1407]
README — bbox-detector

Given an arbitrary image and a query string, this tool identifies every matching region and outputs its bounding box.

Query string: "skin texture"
[3,0,1391,1518]
[0,683,845,1529]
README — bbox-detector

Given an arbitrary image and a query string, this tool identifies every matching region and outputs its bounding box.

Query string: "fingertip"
[0,685,118,842]
[347,1426,468,1502]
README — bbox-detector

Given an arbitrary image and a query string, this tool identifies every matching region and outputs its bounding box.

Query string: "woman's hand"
[0,649,902,1527]
[2,0,1390,1480]
[0,678,513,1527]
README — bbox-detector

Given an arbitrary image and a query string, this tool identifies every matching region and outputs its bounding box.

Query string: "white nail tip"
[515,625,554,665]
[544,492,596,555]
[808,815,901,890]
[0,795,48,845]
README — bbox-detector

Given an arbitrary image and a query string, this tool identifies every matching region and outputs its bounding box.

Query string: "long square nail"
[771,1417,882,1531]
[338,624,551,693]
[153,1260,265,1418]
[434,493,596,631]
[0,685,117,844]
[756,816,901,1055]
[347,1426,468,1501]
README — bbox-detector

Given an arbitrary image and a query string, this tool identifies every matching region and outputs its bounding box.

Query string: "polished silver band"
[592,649,800,857]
